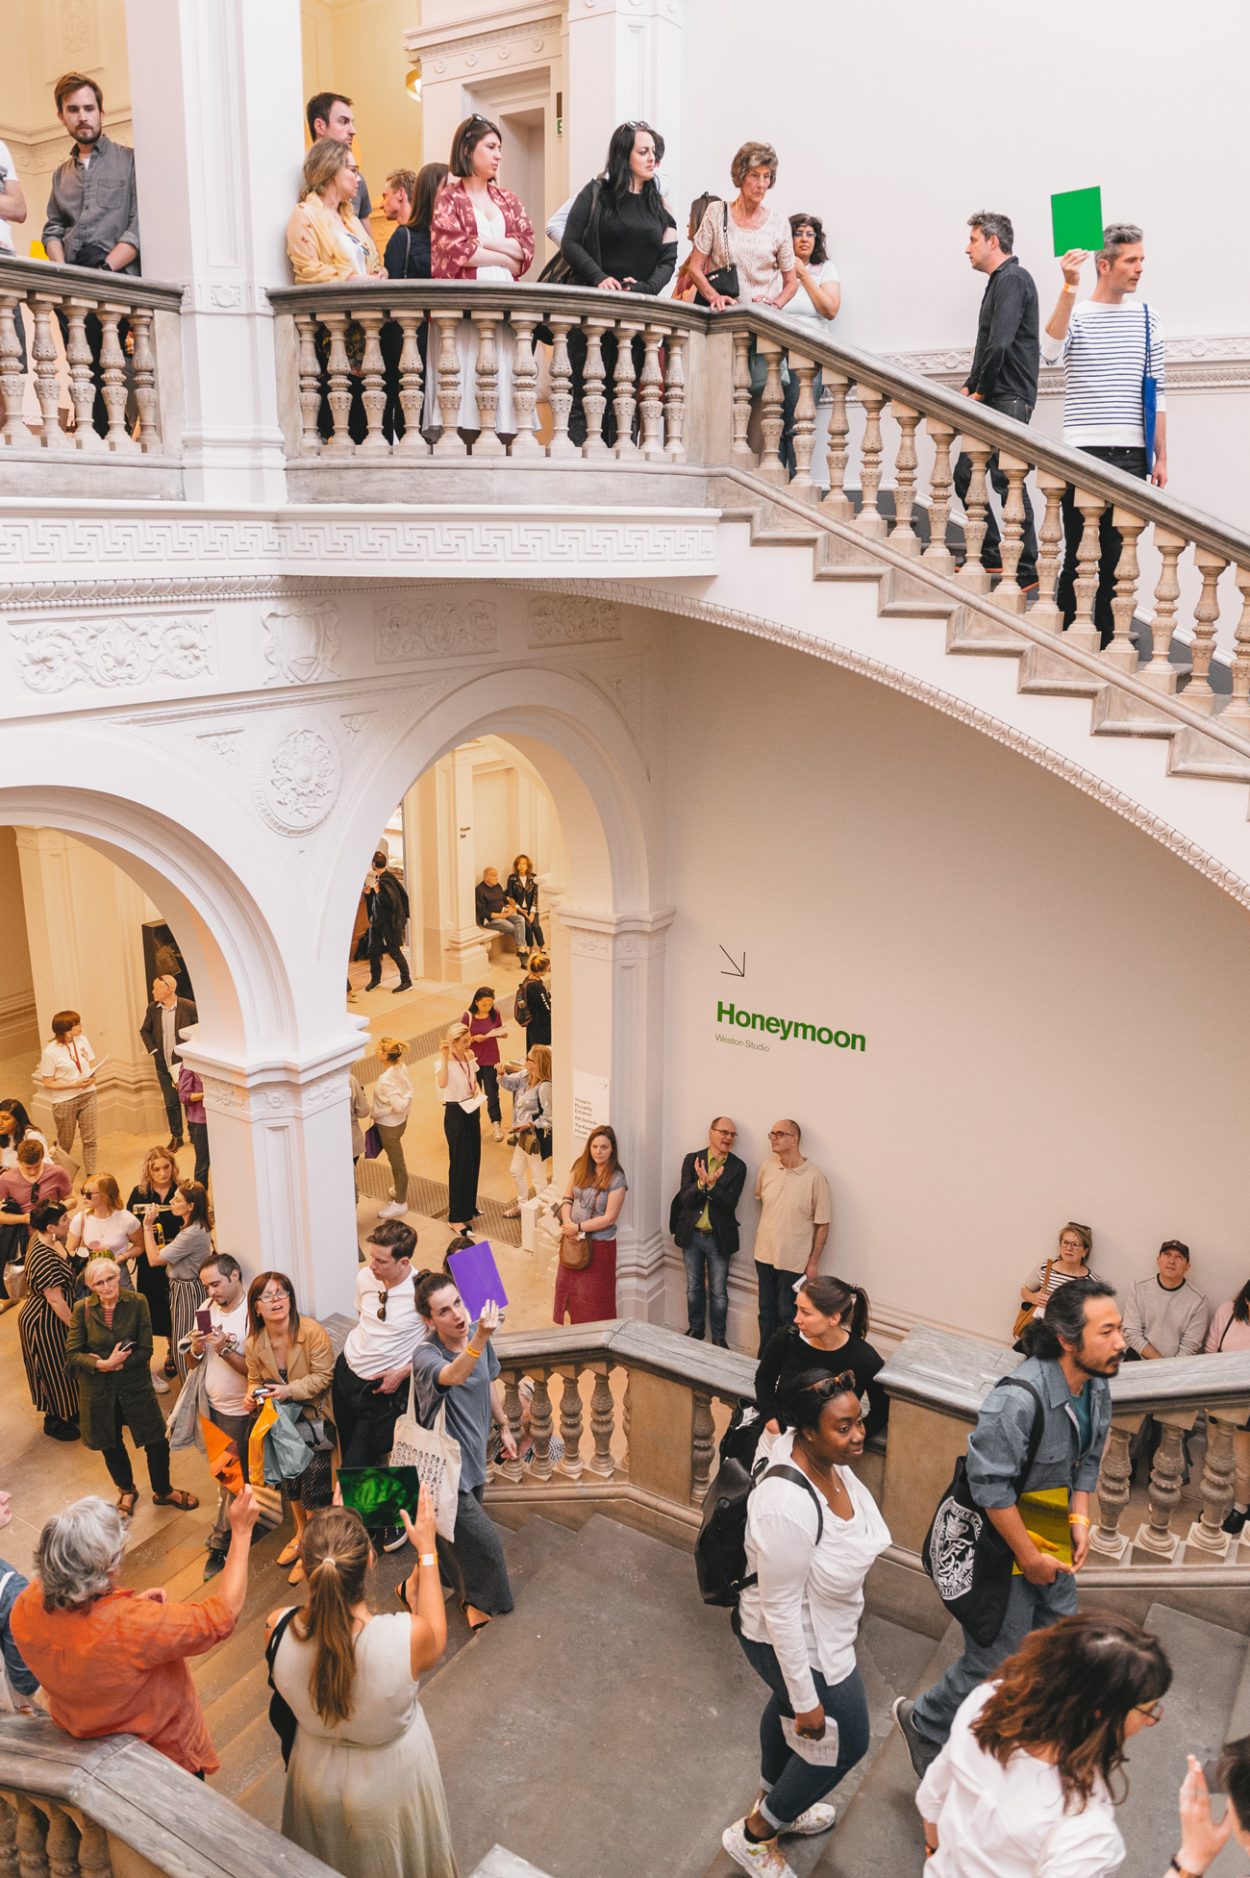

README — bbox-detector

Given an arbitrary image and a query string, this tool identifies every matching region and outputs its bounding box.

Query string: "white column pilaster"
[565,0,686,209]
[124,0,303,503]
[444,747,491,978]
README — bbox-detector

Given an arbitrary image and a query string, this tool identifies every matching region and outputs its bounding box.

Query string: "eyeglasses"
[768,1130,795,1140]
[1059,1239,1086,1251]
[1132,1700,1164,1726]
[257,1290,287,1305]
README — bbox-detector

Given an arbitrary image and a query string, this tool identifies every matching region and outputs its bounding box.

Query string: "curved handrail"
[0,254,185,314]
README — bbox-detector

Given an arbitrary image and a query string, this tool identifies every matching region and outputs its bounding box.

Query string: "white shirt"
[435,1055,479,1107]
[737,1429,890,1711]
[68,1208,141,1258]
[342,1266,426,1379]
[784,257,840,331]
[917,1683,1124,1878]
[0,1129,47,1172]
[371,1063,412,1129]
[0,141,19,252]
[37,1034,97,1103]
[204,1295,250,1416]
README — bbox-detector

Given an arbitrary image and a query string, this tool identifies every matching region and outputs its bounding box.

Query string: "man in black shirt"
[366,850,412,993]
[953,211,1040,587]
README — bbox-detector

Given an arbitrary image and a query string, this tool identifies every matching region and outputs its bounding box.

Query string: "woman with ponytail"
[268,1495,458,1878]
[756,1274,888,1439]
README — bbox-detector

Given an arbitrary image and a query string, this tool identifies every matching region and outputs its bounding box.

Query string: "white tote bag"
[390,1373,461,1541]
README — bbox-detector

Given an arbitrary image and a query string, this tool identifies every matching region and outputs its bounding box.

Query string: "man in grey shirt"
[1123,1239,1209,1359]
[895,1279,1122,1772]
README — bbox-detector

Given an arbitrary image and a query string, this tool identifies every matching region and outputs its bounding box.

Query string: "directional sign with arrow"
[719,946,746,978]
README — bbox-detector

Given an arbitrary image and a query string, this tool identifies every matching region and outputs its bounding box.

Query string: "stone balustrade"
[0,256,184,492]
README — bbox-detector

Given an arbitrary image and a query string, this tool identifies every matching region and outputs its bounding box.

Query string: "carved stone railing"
[0,256,184,484]
[879,1325,1250,1584]
[0,1715,336,1876]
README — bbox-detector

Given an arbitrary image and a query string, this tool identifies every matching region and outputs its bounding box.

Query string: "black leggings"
[477,1064,501,1124]
[100,1400,171,1496]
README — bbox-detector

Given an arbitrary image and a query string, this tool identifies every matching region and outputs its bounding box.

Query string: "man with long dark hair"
[895,1278,1124,1774]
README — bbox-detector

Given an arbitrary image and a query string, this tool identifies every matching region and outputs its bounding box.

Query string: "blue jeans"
[911,1566,1077,1746]
[682,1230,730,1341]
[485,913,527,955]
[756,1262,798,1357]
[737,1633,870,1830]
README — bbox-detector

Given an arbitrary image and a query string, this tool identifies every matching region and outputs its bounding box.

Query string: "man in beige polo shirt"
[753,1119,831,1356]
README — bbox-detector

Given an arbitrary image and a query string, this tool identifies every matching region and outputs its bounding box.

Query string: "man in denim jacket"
[895,1278,1123,1772]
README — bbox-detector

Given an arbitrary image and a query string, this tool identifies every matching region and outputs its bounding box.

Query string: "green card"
[1051,186,1103,256]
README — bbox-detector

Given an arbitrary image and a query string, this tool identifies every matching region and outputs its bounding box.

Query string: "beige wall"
[300,0,422,245]
[0,827,37,1060]
[659,621,1250,1342]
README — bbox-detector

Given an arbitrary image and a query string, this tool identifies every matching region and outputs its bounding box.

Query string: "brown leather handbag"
[1012,1261,1053,1343]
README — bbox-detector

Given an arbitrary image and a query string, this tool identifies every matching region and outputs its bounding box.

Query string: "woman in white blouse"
[371,1038,413,1223]
[779,211,840,479]
[916,1613,1171,1877]
[722,1370,888,1878]
[67,1174,142,1274]
[36,1010,98,1177]
[434,1023,482,1237]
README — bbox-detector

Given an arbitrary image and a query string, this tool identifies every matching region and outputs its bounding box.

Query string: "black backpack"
[513,983,530,1027]
[695,1452,824,1609]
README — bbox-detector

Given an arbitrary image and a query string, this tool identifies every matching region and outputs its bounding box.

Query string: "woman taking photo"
[756,1276,888,1440]
[269,1497,457,1878]
[127,1148,180,1385]
[1016,1223,1098,1348]
[371,1038,413,1222]
[141,1180,212,1381]
[554,1124,627,1324]
[723,1370,888,1876]
[500,1043,553,1219]
[434,1022,482,1236]
[916,1613,1171,1876]
[461,987,506,1145]
[516,952,551,1049]
[244,1271,335,1585]
[66,1257,199,1515]
[505,855,544,956]
[19,1199,79,1442]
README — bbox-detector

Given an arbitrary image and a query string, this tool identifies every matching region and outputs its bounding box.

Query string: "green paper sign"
[1051,186,1103,257]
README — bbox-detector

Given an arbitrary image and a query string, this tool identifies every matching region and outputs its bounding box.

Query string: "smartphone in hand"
[195,1308,213,1334]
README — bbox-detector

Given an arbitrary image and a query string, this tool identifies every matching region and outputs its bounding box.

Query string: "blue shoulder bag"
[1142,303,1158,473]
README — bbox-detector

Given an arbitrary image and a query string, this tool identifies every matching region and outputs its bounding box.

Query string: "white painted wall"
[659,618,1250,1344]
[0,828,38,1060]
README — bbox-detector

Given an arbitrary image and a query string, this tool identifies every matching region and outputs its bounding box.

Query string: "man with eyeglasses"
[752,1120,831,1356]
[669,1116,746,1347]
[332,1220,426,1480]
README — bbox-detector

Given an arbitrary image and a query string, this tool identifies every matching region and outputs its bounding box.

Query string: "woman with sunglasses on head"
[244,1272,336,1586]
[722,1369,889,1877]
[1015,1222,1099,1350]
[917,1612,1171,1876]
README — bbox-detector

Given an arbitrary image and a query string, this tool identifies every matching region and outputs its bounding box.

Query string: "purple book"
[448,1239,509,1320]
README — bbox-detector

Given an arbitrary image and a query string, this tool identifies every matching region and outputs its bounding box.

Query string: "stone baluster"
[1028,471,1067,631]
[15,1795,49,1878]
[855,387,888,537]
[823,372,852,518]
[638,326,665,460]
[1141,528,1185,689]
[39,1803,79,1878]
[557,1366,585,1479]
[1135,1419,1188,1558]
[431,308,464,456]
[294,313,322,454]
[621,1369,632,1478]
[129,309,159,452]
[29,298,65,449]
[1102,508,1146,672]
[955,438,992,588]
[788,359,819,498]
[755,339,786,485]
[1066,489,1106,652]
[921,416,956,571]
[546,318,576,457]
[528,1373,555,1481]
[586,1365,616,1478]
[498,1372,525,1483]
[612,322,642,458]
[321,313,352,453]
[99,308,132,450]
[730,331,753,466]
[663,329,687,462]
[994,453,1030,609]
[582,321,610,458]
[470,310,505,457]
[64,301,100,448]
[1187,1411,1242,1557]
[890,404,921,551]
[1184,549,1227,711]
[1089,1422,1134,1559]
[0,294,25,443]
[691,1391,715,1507]
[77,1819,110,1878]
[509,310,542,457]
[393,312,426,453]
[1218,566,1250,734]
[353,309,386,452]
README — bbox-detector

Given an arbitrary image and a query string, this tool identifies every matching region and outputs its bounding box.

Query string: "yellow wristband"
[1069,1514,1091,1527]
[466,1344,482,1359]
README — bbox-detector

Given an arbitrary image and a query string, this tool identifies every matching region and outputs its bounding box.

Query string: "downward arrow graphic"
[719,946,746,978]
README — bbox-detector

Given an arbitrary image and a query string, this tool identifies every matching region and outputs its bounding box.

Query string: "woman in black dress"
[19,1199,79,1441]
[127,1146,180,1387]
[755,1274,888,1439]
[516,954,551,1049]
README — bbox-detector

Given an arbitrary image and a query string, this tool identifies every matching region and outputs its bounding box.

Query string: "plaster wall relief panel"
[261,600,342,687]
[2,609,215,704]
[250,715,344,838]
[373,596,499,664]
[527,595,624,648]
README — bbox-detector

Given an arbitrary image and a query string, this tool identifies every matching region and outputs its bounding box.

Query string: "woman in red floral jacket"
[428,114,536,438]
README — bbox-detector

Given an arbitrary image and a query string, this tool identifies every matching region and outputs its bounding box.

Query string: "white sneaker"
[721,1820,796,1878]
[377,1200,408,1220]
[492,1123,504,1143]
[758,1798,836,1837]
[150,1370,170,1395]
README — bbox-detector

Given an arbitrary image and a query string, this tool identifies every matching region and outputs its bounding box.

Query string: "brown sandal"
[152,1488,199,1510]
[117,1489,139,1518]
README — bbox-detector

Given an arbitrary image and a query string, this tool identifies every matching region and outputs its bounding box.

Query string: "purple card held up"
[448,1240,509,1321]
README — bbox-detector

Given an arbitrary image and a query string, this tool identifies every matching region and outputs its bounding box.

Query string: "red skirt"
[553,1237,617,1324]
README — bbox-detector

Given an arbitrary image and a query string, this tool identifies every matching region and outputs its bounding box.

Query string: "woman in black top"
[126,1145,180,1381]
[515,954,551,1049]
[505,853,543,952]
[561,121,677,446]
[755,1274,888,1439]
[383,161,448,441]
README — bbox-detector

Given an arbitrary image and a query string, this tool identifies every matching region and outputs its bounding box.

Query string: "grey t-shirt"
[164,1221,212,1281]
[411,1334,500,1492]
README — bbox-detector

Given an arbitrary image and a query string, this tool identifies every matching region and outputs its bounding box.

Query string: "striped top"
[1040,299,1166,447]
[1021,1261,1101,1322]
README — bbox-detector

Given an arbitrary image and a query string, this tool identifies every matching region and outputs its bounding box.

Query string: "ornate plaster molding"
[251,723,342,836]
[411,8,560,72]
[886,334,1250,393]
[556,906,676,960]
[528,594,624,646]
[375,596,497,662]
[262,600,341,686]
[200,1066,349,1122]
[8,611,213,694]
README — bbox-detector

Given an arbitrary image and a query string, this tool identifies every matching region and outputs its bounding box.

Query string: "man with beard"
[894,1278,1124,1773]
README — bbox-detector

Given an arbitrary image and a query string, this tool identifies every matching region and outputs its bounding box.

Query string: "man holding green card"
[955,211,1040,587]
[1042,218,1166,646]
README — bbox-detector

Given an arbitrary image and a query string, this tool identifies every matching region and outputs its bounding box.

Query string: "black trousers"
[100,1400,172,1496]
[1056,444,1149,648]
[953,395,1038,579]
[477,1064,501,1124]
[567,326,645,448]
[188,1119,210,1187]
[55,308,130,439]
[756,1262,799,1358]
[153,1059,184,1139]
[332,1351,408,1468]
[443,1101,481,1226]
[367,925,410,987]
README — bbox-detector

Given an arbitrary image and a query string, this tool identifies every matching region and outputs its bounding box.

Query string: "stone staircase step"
[1091,684,1181,738]
[1168,719,1250,782]
[1018,639,1105,696]
[234,1758,286,1836]
[213,1703,286,1803]
[946,605,1027,657]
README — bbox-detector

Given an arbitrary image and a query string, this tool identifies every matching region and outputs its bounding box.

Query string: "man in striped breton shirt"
[1042,223,1166,647]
